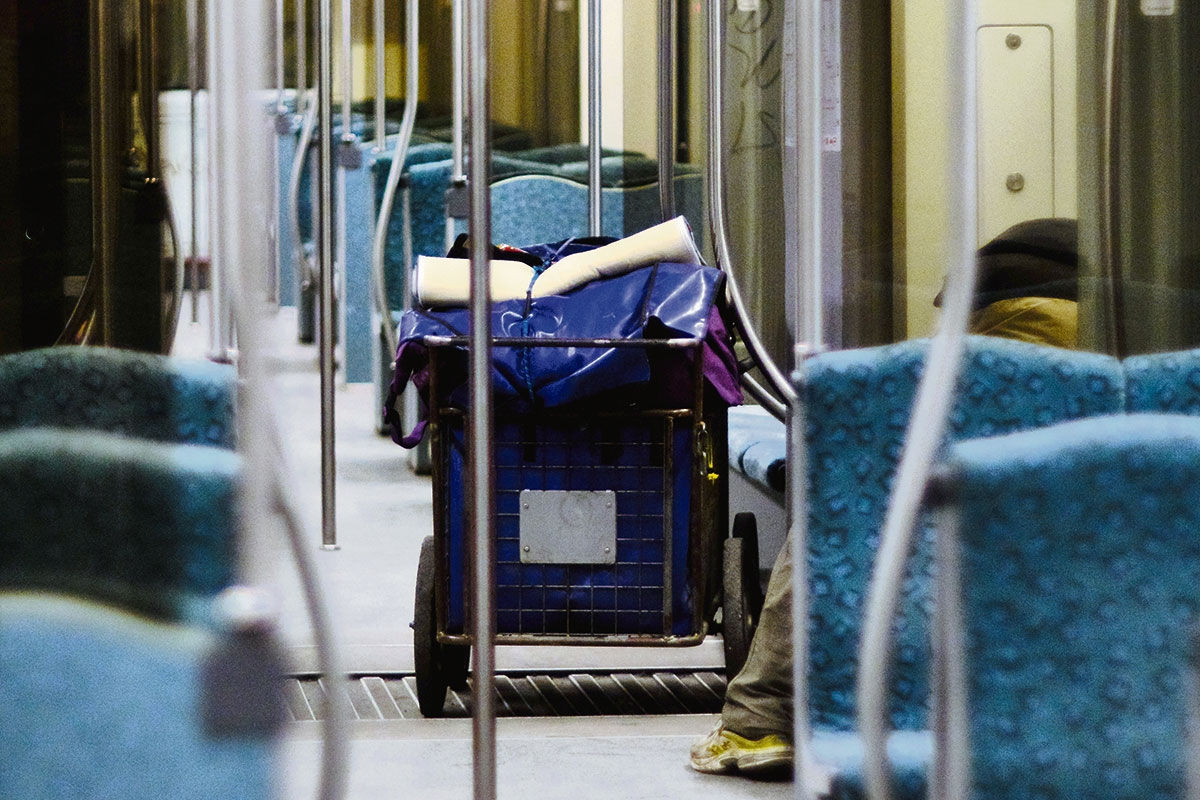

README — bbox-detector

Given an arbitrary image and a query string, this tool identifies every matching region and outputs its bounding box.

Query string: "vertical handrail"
[208,6,349,800]
[276,0,287,113]
[298,0,308,116]
[657,0,676,222]
[1100,0,1123,356]
[781,2,824,797]
[452,0,466,182]
[187,0,202,324]
[856,3,979,800]
[373,0,386,151]
[706,2,795,411]
[465,1,497,798]
[340,0,353,135]
[318,0,338,549]
[370,0,420,362]
[586,0,602,236]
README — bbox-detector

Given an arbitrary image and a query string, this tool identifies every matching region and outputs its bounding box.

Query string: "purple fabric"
[383,259,742,448]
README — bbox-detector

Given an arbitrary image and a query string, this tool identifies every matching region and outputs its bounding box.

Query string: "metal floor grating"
[286,672,728,721]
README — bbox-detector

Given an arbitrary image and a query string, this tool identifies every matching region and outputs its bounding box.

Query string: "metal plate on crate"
[519,490,617,565]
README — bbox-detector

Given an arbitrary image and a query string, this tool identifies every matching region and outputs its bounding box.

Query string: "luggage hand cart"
[401,265,756,717]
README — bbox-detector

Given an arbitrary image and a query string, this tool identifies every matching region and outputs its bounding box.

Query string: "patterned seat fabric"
[946,413,1200,800]
[1123,346,1200,415]
[0,592,275,800]
[0,428,241,619]
[0,346,237,448]
[804,335,1124,731]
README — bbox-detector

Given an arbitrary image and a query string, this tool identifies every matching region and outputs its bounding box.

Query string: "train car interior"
[3,1,1200,799]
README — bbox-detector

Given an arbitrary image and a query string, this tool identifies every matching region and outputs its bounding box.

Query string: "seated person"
[689,217,1079,777]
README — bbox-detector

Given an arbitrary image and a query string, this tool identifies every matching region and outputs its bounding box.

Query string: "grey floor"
[175,304,795,800]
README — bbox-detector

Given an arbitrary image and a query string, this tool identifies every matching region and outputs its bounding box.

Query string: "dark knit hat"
[935,218,1078,309]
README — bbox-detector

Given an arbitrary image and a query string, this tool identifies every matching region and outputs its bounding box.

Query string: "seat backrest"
[1124,347,1200,415]
[804,335,1124,731]
[0,428,241,618]
[0,592,275,800]
[0,346,237,448]
[942,413,1200,800]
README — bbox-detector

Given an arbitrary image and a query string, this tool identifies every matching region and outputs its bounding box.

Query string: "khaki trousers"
[720,533,794,740]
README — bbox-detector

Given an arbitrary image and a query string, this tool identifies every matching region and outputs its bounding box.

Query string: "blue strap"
[517,238,575,400]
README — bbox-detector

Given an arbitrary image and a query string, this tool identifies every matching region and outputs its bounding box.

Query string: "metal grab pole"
[856,4,979,800]
[452,0,465,183]
[706,2,795,410]
[466,0,496,795]
[187,0,201,324]
[780,2,824,798]
[276,0,287,113]
[298,0,309,115]
[657,0,676,222]
[318,0,338,549]
[374,0,386,151]
[370,0,420,362]
[341,0,352,136]
[587,0,602,236]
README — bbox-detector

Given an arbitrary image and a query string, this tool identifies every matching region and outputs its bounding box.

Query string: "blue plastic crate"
[441,413,700,638]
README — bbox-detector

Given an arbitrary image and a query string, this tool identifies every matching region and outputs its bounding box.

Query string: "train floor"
[174,300,792,799]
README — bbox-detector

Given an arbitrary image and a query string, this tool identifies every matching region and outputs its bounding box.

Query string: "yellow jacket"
[968,297,1077,349]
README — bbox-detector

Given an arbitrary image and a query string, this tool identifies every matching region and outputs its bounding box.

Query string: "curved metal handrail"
[288,92,319,288]
[855,5,979,800]
[706,1,795,411]
[369,0,420,363]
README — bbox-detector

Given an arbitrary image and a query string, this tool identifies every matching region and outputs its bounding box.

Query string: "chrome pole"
[587,0,602,236]
[187,0,201,324]
[340,0,352,134]
[466,0,496,795]
[318,0,339,549]
[276,0,287,112]
[780,2,823,797]
[374,0,386,151]
[298,0,308,114]
[210,4,350,798]
[657,0,676,222]
[452,0,465,182]
[857,3,979,800]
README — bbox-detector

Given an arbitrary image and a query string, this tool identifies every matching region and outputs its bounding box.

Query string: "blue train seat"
[0,346,237,448]
[0,428,241,621]
[0,591,277,800]
[934,413,1200,800]
[1123,346,1200,415]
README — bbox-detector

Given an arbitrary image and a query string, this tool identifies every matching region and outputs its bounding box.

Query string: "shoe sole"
[737,749,795,778]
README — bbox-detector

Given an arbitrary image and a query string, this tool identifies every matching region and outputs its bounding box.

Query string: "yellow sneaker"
[689,722,794,776]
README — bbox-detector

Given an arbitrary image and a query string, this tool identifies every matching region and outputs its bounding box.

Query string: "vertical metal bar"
[277,0,287,111]
[452,0,466,182]
[857,4,979,800]
[788,380,812,800]
[319,0,339,549]
[341,0,353,133]
[466,0,496,795]
[374,0,386,151]
[90,0,119,345]
[587,0,602,236]
[187,0,201,323]
[298,0,309,113]
[785,0,824,353]
[661,415,674,634]
[657,0,677,222]
[1100,0,1123,356]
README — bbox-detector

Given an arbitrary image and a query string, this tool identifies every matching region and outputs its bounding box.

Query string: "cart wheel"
[733,512,765,620]
[413,536,450,717]
[722,513,763,678]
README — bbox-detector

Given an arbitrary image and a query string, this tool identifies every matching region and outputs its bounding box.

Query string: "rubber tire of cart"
[414,535,450,717]
[721,513,763,679]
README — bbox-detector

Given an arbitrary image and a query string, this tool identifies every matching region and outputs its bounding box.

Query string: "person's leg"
[690,533,795,775]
